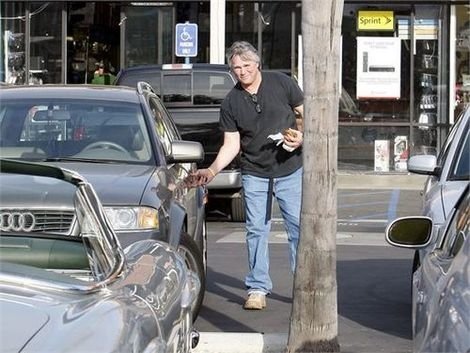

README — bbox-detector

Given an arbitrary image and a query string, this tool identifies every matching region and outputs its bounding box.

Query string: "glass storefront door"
[340,4,448,172]
[30,3,63,84]
[455,4,470,118]
[67,3,120,84]
[123,5,174,67]
[1,2,62,84]
[2,3,27,84]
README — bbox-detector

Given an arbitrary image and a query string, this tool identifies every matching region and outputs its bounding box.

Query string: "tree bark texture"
[287,0,344,352]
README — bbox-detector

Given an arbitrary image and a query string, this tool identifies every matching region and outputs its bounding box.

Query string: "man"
[195,41,304,310]
[91,61,116,85]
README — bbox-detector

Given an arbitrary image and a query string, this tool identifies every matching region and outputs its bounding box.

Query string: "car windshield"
[437,112,469,181]
[0,99,153,163]
[450,118,469,181]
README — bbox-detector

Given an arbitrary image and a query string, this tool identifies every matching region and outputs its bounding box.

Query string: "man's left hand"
[282,128,303,150]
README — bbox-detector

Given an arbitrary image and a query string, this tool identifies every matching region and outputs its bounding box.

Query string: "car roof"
[118,63,230,74]
[0,84,141,103]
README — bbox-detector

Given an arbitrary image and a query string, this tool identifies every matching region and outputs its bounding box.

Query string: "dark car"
[0,83,206,317]
[0,159,200,353]
[115,64,246,221]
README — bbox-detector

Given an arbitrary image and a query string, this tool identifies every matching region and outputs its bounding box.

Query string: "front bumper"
[208,169,242,189]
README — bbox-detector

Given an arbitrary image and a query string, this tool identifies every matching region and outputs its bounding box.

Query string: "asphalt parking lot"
[194,173,426,353]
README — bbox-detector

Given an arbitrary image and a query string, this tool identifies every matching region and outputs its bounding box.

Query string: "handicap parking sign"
[176,23,198,57]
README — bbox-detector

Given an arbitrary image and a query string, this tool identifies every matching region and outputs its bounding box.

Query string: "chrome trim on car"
[0,211,35,232]
[207,170,242,189]
[76,182,125,283]
[0,209,75,234]
[0,270,105,293]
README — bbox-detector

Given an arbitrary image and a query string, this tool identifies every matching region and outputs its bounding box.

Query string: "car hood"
[46,162,157,205]
[0,173,76,208]
[0,299,50,352]
[0,289,160,353]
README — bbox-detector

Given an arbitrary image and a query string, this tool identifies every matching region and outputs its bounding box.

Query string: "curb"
[193,332,287,353]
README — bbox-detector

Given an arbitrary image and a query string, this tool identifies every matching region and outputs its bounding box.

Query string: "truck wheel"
[231,194,246,222]
[179,232,205,321]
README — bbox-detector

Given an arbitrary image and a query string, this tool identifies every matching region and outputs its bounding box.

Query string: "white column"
[210,0,226,64]
[449,5,456,124]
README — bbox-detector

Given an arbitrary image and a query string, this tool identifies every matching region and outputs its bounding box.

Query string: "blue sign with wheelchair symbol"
[176,23,198,57]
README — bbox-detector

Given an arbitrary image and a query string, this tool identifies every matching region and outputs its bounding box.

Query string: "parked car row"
[0,82,207,319]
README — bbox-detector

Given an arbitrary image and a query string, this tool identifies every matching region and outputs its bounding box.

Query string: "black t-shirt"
[220,71,304,178]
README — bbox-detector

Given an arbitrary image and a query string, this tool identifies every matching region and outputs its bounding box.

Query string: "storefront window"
[1,2,63,84]
[68,3,120,84]
[1,3,27,84]
[340,4,447,171]
[339,125,410,172]
[455,4,470,117]
[124,5,174,67]
[226,2,300,72]
[30,2,63,84]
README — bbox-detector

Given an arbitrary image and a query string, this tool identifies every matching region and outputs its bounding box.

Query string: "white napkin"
[267,132,284,146]
[267,132,295,152]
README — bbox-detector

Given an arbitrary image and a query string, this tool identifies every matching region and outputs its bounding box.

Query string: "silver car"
[0,159,200,353]
[407,106,469,270]
[385,185,469,353]
[0,83,207,317]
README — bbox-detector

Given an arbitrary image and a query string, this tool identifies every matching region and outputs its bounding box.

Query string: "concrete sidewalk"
[195,174,421,353]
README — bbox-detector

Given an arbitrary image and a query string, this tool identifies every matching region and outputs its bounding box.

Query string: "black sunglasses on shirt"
[250,93,262,114]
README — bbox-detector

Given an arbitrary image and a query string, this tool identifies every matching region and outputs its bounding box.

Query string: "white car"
[386,185,469,353]
[407,106,469,270]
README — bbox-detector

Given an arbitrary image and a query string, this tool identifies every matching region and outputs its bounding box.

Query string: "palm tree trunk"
[287,0,344,352]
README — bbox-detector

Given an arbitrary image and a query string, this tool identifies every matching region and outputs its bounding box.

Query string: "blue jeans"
[242,167,302,295]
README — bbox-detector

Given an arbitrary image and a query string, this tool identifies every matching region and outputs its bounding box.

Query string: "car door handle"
[416,290,426,304]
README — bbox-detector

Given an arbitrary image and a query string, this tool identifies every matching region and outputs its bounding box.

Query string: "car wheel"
[231,194,246,222]
[179,232,205,320]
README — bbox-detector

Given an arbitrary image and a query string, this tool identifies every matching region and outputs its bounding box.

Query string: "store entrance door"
[67,3,120,84]
[339,4,449,172]
[122,5,175,68]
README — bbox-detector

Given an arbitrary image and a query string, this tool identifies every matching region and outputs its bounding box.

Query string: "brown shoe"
[243,293,266,310]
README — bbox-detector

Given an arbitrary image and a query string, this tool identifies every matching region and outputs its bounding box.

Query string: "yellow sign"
[357,11,394,31]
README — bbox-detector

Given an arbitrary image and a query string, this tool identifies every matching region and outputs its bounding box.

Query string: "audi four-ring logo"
[0,212,36,232]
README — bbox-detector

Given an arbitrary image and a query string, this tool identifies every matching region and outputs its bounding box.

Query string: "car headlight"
[104,206,159,231]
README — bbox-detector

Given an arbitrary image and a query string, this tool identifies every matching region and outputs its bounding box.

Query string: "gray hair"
[226,41,260,68]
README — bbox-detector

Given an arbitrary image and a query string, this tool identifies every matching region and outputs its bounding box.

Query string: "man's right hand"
[184,168,216,188]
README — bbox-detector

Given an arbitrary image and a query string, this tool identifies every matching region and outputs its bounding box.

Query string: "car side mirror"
[385,216,433,248]
[407,155,438,175]
[168,140,204,164]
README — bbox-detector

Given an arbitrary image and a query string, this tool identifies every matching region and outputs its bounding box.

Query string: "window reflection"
[30,2,62,84]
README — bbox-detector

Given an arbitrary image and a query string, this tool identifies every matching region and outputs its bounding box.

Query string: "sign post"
[175,22,198,63]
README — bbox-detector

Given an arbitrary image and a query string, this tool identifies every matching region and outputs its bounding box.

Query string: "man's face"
[230,55,259,86]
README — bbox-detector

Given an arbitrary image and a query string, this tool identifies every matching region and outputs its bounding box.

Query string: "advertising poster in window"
[356,37,401,99]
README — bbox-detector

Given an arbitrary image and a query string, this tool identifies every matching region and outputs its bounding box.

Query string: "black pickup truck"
[115,64,245,221]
